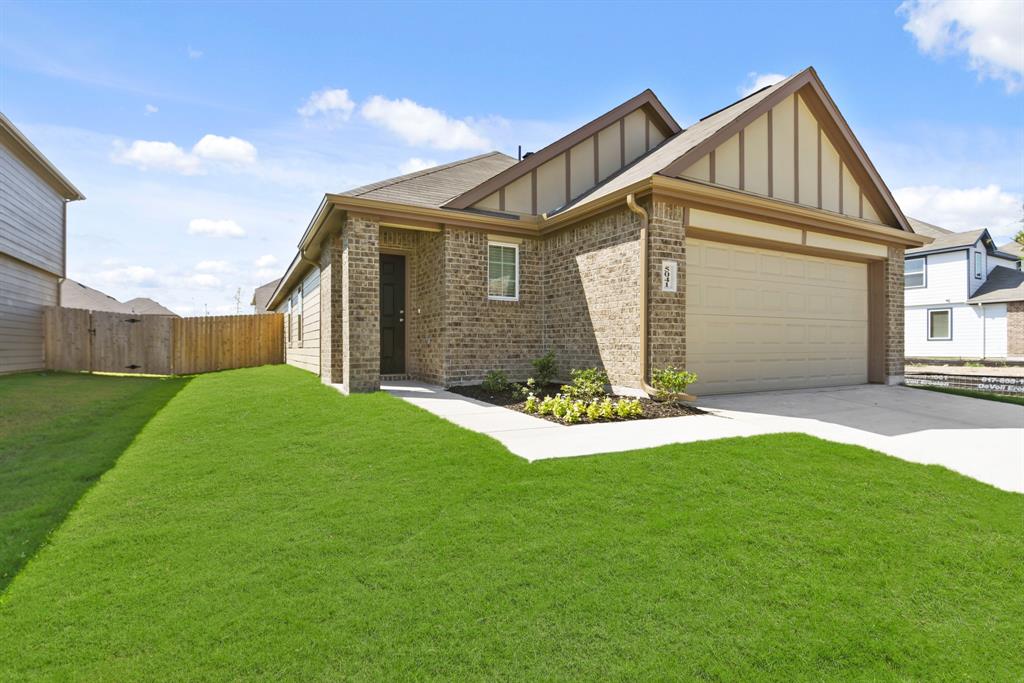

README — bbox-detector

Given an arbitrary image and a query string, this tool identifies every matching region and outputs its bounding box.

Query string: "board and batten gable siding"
[680,93,884,225]
[276,267,320,374]
[904,250,967,307]
[472,108,667,217]
[0,252,58,373]
[0,142,65,276]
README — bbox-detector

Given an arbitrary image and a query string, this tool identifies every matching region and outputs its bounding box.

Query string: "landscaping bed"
[449,383,706,424]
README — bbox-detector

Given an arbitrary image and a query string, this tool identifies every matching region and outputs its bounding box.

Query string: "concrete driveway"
[382,382,1024,493]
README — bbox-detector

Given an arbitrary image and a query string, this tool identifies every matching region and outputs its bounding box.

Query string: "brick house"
[268,67,930,395]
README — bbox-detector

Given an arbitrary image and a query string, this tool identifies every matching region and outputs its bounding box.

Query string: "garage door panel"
[687,239,868,395]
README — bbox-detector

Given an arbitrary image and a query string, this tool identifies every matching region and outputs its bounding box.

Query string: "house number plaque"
[661,260,678,293]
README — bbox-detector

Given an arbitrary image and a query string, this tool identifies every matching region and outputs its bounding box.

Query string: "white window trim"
[974,252,983,279]
[905,257,926,289]
[927,307,952,341]
[487,241,520,301]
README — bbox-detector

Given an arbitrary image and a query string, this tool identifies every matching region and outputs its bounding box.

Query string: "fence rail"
[44,307,283,375]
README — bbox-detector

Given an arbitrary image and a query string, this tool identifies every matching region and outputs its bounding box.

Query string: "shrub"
[561,367,609,402]
[614,398,643,419]
[531,351,558,386]
[525,393,642,425]
[482,370,510,393]
[650,367,698,404]
[523,394,539,413]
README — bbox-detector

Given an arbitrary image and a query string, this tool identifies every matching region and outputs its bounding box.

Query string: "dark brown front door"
[380,254,406,374]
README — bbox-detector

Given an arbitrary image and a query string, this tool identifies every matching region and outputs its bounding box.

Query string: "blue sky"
[1,0,1021,315]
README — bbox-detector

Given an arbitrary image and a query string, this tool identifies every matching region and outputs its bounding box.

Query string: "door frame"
[380,249,410,375]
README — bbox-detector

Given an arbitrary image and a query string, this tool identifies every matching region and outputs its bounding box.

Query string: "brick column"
[319,232,344,383]
[647,198,687,375]
[1008,302,1024,359]
[342,214,380,392]
[884,246,905,383]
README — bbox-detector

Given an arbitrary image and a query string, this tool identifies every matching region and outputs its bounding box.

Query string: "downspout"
[626,193,658,397]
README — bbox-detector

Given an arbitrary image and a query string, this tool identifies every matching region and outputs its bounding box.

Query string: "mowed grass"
[0,366,1021,680]
[0,371,188,590]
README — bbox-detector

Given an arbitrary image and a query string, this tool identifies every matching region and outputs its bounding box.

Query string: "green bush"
[531,351,558,386]
[523,393,642,425]
[650,367,698,403]
[482,370,510,393]
[561,368,609,401]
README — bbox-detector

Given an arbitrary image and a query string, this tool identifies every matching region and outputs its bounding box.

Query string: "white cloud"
[95,265,160,287]
[361,95,490,150]
[254,254,277,268]
[298,88,356,122]
[195,259,232,272]
[185,273,222,288]
[144,104,158,115]
[192,134,257,164]
[894,184,1022,240]
[187,45,203,60]
[113,134,257,174]
[399,157,439,174]
[739,72,786,96]
[187,218,246,238]
[112,140,203,175]
[256,267,280,279]
[899,0,1024,92]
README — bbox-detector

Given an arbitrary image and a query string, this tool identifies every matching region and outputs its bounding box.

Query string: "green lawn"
[911,383,1024,406]
[0,371,188,590]
[1,366,1021,680]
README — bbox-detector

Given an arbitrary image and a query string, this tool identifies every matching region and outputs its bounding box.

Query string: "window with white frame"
[905,257,925,288]
[286,299,293,344]
[974,252,983,279]
[487,242,519,300]
[927,308,952,341]
[295,285,303,343]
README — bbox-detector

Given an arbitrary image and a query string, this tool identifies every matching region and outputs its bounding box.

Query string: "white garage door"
[686,239,868,395]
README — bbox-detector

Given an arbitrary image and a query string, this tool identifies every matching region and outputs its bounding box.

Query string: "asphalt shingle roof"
[907,217,953,239]
[341,152,518,209]
[60,279,127,313]
[907,228,986,255]
[251,278,281,312]
[123,298,178,316]
[969,265,1024,304]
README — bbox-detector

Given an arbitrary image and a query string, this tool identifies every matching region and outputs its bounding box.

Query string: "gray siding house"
[0,112,84,373]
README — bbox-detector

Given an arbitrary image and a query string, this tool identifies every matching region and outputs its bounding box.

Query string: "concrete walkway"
[381,381,1024,494]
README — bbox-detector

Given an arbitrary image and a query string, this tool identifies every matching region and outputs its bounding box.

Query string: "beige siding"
[535,153,566,214]
[841,164,859,217]
[649,121,666,147]
[770,96,796,202]
[743,113,770,196]
[820,131,841,212]
[504,174,532,214]
[279,268,320,374]
[597,123,620,181]
[476,191,500,211]
[0,142,65,276]
[0,253,57,373]
[569,137,595,199]
[623,109,647,163]
[796,95,818,206]
[715,133,741,188]
[682,154,711,182]
[863,198,881,223]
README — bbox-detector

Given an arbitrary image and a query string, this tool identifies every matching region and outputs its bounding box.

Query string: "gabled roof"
[60,279,127,312]
[969,265,1024,304]
[998,241,1024,259]
[443,89,682,210]
[251,278,281,312]
[552,68,912,232]
[124,297,179,316]
[0,112,84,201]
[907,217,954,239]
[907,228,987,255]
[341,152,517,209]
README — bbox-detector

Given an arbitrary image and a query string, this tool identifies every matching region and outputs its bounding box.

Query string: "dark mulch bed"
[448,383,706,425]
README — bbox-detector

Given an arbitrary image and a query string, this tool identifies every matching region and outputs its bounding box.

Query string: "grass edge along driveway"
[1,365,1021,680]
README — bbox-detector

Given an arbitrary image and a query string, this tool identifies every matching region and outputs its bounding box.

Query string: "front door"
[380,254,406,374]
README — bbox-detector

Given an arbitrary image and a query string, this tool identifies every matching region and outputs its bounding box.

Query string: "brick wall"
[647,199,687,374]
[885,246,905,380]
[443,227,544,384]
[542,206,642,386]
[1008,301,1024,359]
[341,215,379,392]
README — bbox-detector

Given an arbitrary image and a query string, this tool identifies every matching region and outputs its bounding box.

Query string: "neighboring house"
[997,239,1024,264]
[267,67,929,396]
[251,278,281,313]
[0,113,84,374]
[904,219,1022,360]
[60,279,179,317]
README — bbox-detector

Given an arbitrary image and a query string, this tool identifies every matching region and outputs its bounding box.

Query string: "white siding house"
[0,113,84,373]
[904,219,1023,360]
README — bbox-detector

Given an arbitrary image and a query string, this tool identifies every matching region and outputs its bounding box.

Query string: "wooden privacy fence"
[44,307,284,375]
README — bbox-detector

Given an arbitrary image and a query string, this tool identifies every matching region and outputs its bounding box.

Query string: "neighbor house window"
[974,252,983,279]
[286,299,293,344]
[905,258,925,288]
[488,242,519,300]
[927,308,952,341]
[295,286,303,343]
